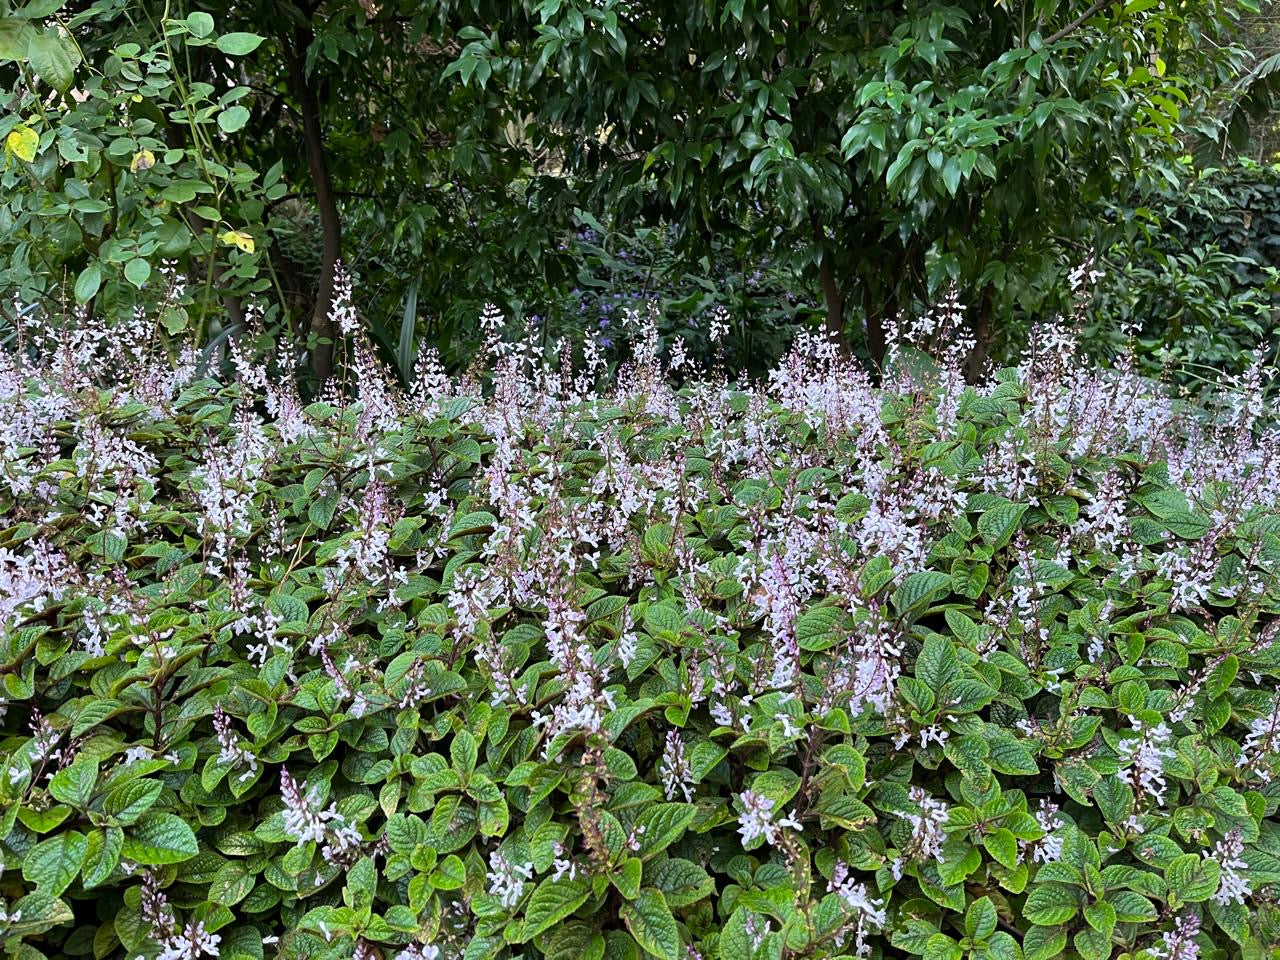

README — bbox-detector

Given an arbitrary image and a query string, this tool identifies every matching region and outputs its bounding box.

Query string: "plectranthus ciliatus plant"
[2,271,1280,960]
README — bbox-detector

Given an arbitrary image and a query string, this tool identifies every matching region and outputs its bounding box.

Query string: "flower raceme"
[1,289,1279,959]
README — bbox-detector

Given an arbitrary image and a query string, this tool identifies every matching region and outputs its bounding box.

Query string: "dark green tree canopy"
[0,0,1269,379]
[448,0,1252,364]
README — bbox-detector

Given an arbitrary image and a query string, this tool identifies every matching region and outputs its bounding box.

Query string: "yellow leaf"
[130,149,155,172]
[219,229,255,254]
[5,125,39,163]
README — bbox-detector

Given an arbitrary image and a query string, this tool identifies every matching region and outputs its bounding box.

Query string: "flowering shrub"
[3,290,1280,960]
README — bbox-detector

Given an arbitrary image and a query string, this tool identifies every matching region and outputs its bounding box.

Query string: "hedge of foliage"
[2,294,1280,960]
[1087,160,1280,384]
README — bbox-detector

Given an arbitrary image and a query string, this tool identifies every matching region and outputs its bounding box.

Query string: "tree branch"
[1044,0,1114,45]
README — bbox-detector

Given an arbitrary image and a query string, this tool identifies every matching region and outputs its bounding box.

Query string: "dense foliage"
[448,0,1255,366]
[0,0,271,341]
[539,215,817,377]
[1087,159,1280,382]
[3,292,1280,960]
[2,0,1274,375]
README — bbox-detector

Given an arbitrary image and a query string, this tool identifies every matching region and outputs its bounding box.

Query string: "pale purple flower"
[1118,719,1177,806]
[1208,830,1251,906]
[486,850,534,908]
[900,787,949,863]
[279,769,362,865]
[1150,913,1201,960]
[660,730,694,802]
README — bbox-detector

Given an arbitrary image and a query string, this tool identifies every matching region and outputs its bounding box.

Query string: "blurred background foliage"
[2,0,1280,390]
[1088,159,1280,386]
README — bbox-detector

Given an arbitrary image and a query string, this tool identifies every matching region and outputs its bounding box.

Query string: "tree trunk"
[818,246,845,347]
[288,29,342,384]
[811,213,848,352]
[966,286,996,382]
[862,283,888,370]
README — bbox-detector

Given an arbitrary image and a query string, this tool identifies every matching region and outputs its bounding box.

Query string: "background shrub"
[1087,159,1280,386]
[537,213,817,378]
[3,0,1270,380]
[2,298,1280,959]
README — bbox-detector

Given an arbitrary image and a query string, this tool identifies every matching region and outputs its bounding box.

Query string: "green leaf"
[977,500,1028,548]
[542,923,605,960]
[944,608,981,644]
[451,729,478,774]
[635,804,697,859]
[917,634,959,692]
[938,842,983,886]
[81,827,123,888]
[24,0,67,14]
[643,601,685,638]
[1021,924,1066,960]
[48,758,98,808]
[1073,926,1111,960]
[1205,655,1238,700]
[941,158,962,196]
[431,854,467,890]
[1165,854,1220,904]
[642,523,674,559]
[1209,897,1251,945]
[23,831,87,896]
[648,858,714,907]
[478,797,508,837]
[1093,776,1134,824]
[74,263,102,304]
[983,932,1022,960]
[26,30,79,91]
[620,888,680,960]
[215,32,264,55]
[1,19,34,62]
[3,889,73,937]
[796,604,843,650]
[18,804,72,834]
[611,857,643,900]
[521,877,590,941]
[923,933,963,960]
[122,813,199,865]
[125,257,151,288]
[103,779,164,826]
[821,744,866,791]
[965,896,997,940]
[1022,883,1081,925]
[309,492,337,528]
[983,827,1019,869]
[986,736,1039,776]
[162,182,200,203]
[185,12,215,37]
[1083,901,1115,939]
[218,105,250,133]
[950,560,990,599]
[1159,510,1211,539]
[397,276,419,382]
[449,510,496,539]
[1108,890,1157,922]
[209,860,257,905]
[71,698,124,737]
[892,570,952,617]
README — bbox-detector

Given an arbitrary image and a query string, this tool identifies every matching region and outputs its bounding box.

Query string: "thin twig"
[1044,0,1113,45]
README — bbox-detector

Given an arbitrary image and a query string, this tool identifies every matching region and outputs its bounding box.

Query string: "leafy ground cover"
[1,289,1279,960]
